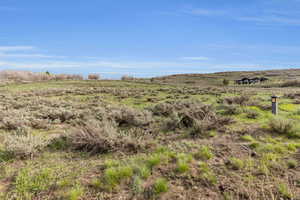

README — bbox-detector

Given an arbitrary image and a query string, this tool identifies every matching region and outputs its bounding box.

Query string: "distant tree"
[88,74,100,80]
[121,75,135,81]
[45,71,51,76]
[223,79,229,86]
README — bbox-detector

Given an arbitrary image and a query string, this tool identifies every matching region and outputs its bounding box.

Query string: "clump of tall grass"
[144,178,169,198]
[194,145,214,161]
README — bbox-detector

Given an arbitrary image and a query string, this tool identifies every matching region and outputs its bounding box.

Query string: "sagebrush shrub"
[245,109,260,119]
[68,121,143,154]
[220,104,242,115]
[223,95,250,106]
[111,107,153,127]
[268,117,300,138]
[3,133,53,158]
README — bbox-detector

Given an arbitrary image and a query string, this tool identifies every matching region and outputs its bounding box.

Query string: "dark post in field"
[271,95,278,115]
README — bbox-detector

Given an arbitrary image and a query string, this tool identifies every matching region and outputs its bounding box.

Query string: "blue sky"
[0,0,300,78]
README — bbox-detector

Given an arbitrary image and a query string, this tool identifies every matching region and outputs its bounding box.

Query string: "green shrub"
[278,183,292,199]
[240,135,255,142]
[103,166,134,190]
[287,159,297,169]
[223,79,230,86]
[194,146,214,161]
[245,109,260,119]
[68,186,84,200]
[228,157,244,170]
[133,165,151,179]
[221,105,242,115]
[132,176,143,195]
[146,154,164,169]
[176,160,189,174]
[14,167,55,198]
[199,162,217,185]
[153,178,169,195]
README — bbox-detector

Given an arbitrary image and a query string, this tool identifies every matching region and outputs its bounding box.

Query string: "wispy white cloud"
[0,46,66,59]
[238,16,300,25]
[180,56,209,61]
[0,53,65,59]
[0,60,206,69]
[0,46,35,52]
[172,2,300,26]
[184,8,227,17]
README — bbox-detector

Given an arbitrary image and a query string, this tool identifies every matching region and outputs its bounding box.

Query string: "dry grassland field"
[0,69,300,200]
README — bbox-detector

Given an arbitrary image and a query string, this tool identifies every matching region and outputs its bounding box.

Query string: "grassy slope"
[0,70,300,199]
[150,68,300,86]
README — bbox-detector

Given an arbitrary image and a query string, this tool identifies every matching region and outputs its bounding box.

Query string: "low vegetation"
[0,69,299,199]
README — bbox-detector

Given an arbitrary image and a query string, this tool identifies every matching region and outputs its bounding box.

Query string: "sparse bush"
[151,102,174,117]
[220,104,242,115]
[163,112,182,131]
[227,157,244,170]
[103,166,134,190]
[146,154,164,169]
[68,121,143,154]
[194,145,214,161]
[223,95,250,106]
[111,107,153,127]
[14,167,55,198]
[268,117,300,138]
[40,108,78,123]
[189,120,210,138]
[287,159,297,169]
[245,109,260,119]
[175,153,193,173]
[132,176,144,195]
[54,74,68,81]
[1,117,28,130]
[68,185,84,200]
[3,133,54,158]
[121,75,135,81]
[280,80,300,87]
[153,178,169,195]
[29,119,50,129]
[199,162,217,185]
[240,135,255,142]
[278,183,293,199]
[88,74,100,80]
[134,165,151,179]
[222,79,229,86]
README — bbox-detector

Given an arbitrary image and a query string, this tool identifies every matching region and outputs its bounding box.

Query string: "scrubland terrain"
[0,69,300,200]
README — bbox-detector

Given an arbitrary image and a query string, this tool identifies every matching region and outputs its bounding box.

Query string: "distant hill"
[150,68,300,86]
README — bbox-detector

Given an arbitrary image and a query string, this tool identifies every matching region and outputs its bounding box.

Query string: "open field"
[0,71,300,200]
